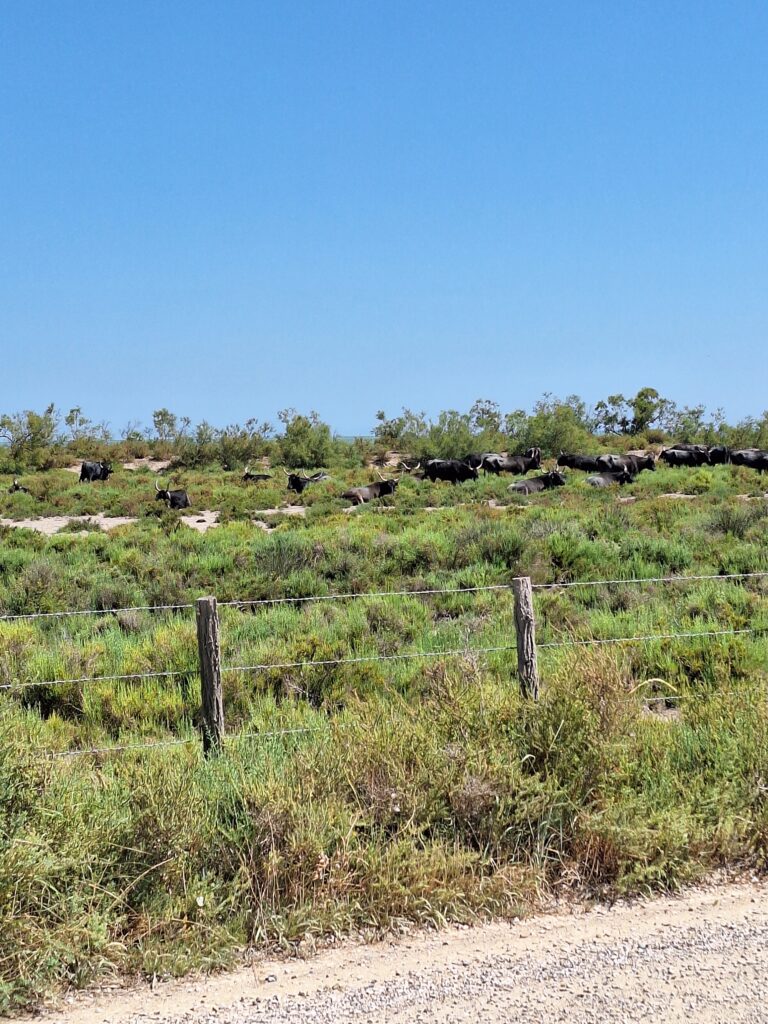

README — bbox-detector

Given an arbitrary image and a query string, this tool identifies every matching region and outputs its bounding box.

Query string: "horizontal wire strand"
[5,626,764,692]
[0,668,196,692]
[2,570,767,622]
[0,602,193,622]
[537,627,754,649]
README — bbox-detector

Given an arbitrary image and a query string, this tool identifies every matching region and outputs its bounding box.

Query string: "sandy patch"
[658,493,698,500]
[254,506,307,518]
[180,511,220,533]
[122,458,173,473]
[0,514,137,536]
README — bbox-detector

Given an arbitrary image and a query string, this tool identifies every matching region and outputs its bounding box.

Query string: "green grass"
[1,462,768,1010]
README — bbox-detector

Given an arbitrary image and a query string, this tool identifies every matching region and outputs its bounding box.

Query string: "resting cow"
[342,476,399,505]
[242,465,272,482]
[283,469,330,493]
[509,470,566,495]
[8,479,30,494]
[586,470,635,487]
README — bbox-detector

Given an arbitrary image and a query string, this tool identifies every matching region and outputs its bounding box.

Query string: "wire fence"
[3,570,768,760]
[2,570,767,622]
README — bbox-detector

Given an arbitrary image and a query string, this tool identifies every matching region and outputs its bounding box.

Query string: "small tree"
[511,394,593,456]
[277,409,333,468]
[0,403,59,466]
[594,388,674,436]
[64,407,111,454]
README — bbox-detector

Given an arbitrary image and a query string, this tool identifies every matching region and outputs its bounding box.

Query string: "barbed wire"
[24,678,768,761]
[537,627,754,649]
[0,667,196,692]
[533,571,768,591]
[222,643,519,675]
[219,583,513,610]
[3,570,766,623]
[0,602,193,623]
[4,624,764,693]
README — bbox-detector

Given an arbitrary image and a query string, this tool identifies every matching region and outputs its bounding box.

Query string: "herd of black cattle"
[4,443,768,510]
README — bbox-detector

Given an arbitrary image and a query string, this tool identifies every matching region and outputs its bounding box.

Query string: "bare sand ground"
[0,514,138,535]
[180,511,220,533]
[19,878,767,1024]
[121,458,173,473]
[0,506,309,536]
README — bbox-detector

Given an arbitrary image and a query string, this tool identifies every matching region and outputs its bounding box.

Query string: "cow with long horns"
[242,465,272,482]
[155,481,191,509]
[421,459,478,484]
[509,470,566,495]
[342,469,400,505]
[482,448,541,475]
[282,469,330,493]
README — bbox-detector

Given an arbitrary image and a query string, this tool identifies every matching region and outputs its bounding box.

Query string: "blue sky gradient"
[2,1,766,433]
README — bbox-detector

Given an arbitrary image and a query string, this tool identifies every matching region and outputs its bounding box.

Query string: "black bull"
[79,461,113,482]
[155,483,191,509]
[422,459,478,484]
[342,479,399,505]
[283,470,330,493]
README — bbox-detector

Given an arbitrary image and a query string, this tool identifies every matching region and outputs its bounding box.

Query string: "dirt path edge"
[18,875,766,1024]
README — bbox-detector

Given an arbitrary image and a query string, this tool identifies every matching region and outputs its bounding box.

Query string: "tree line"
[2,388,767,471]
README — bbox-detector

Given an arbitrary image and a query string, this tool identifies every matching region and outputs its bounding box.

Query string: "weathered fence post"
[196,596,224,754]
[512,576,539,699]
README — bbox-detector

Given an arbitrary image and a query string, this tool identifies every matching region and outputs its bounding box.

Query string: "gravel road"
[26,879,767,1024]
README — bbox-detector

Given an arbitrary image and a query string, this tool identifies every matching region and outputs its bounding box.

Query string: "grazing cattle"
[283,469,331,493]
[731,449,768,473]
[155,482,191,509]
[659,447,709,468]
[482,448,542,476]
[663,443,731,466]
[586,469,635,488]
[706,446,731,465]
[509,470,567,495]
[556,452,602,472]
[79,460,113,483]
[242,465,272,482]
[422,459,479,484]
[596,453,656,474]
[342,476,400,505]
[7,479,30,494]
[668,443,710,455]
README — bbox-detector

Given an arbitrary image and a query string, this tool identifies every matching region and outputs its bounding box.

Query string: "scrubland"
[1,462,768,1012]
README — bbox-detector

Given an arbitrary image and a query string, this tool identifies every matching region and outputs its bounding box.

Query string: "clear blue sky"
[2,1,766,434]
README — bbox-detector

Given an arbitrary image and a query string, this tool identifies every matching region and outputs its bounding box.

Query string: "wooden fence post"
[512,576,539,699]
[196,596,224,754]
